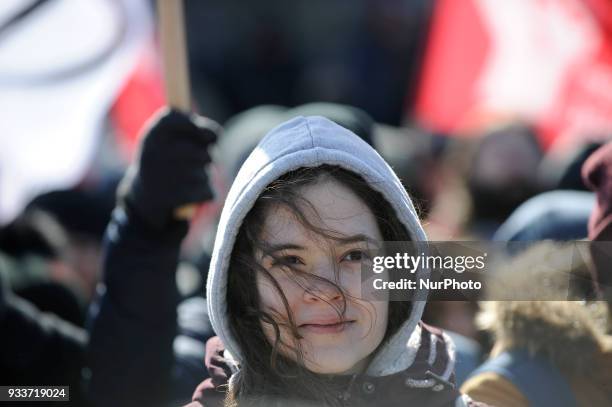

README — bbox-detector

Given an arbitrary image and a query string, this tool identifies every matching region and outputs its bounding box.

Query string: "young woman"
[192,116,481,406]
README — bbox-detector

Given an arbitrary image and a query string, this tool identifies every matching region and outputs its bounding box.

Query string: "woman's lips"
[299,320,355,334]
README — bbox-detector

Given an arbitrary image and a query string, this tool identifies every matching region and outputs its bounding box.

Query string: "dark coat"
[187,323,488,407]
[86,205,187,406]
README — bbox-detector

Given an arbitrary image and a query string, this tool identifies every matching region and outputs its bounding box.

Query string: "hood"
[206,116,430,377]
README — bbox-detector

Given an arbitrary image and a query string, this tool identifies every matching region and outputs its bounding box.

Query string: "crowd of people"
[1,1,612,406]
[1,102,610,406]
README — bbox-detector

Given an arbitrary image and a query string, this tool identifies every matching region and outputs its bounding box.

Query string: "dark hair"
[226,165,412,406]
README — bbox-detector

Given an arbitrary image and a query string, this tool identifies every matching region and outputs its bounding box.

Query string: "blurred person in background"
[492,190,595,244]
[460,242,612,406]
[0,211,90,404]
[86,108,220,406]
[582,141,612,315]
[26,177,121,304]
[0,277,89,405]
[490,136,612,245]
[0,210,82,324]
[466,124,545,237]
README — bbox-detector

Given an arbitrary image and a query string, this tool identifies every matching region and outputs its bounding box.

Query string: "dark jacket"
[0,267,89,405]
[187,323,487,407]
[86,205,186,406]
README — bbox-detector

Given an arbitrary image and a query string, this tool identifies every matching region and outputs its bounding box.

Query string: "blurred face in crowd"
[255,177,389,375]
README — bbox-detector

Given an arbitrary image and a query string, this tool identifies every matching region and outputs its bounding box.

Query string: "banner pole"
[157,0,198,219]
[157,0,191,111]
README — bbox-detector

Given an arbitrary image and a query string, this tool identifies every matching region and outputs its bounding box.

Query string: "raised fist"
[122,108,220,230]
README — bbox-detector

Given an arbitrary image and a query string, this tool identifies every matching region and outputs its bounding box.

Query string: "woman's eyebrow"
[264,235,380,253]
[266,243,305,253]
[336,234,381,247]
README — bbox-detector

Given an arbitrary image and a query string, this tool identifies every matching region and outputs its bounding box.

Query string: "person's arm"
[86,108,219,407]
[87,206,186,406]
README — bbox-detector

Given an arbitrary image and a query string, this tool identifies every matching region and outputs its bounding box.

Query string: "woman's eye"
[272,255,304,267]
[342,250,369,262]
[285,256,303,265]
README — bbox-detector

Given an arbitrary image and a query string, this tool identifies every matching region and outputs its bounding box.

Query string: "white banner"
[0,0,153,225]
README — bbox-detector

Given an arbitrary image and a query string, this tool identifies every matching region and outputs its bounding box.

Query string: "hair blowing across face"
[225,165,412,406]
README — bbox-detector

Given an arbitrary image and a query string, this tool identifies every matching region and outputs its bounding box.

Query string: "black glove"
[121,108,220,231]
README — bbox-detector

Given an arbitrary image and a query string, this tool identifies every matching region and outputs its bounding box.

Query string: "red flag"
[413,0,612,152]
[110,43,166,161]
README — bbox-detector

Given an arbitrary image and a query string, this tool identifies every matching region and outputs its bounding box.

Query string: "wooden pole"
[157,0,198,220]
[157,0,191,111]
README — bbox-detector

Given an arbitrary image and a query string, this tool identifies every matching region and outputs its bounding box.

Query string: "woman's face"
[256,177,389,375]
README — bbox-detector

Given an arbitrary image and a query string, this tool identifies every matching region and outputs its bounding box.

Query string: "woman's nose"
[303,283,343,303]
[302,263,343,303]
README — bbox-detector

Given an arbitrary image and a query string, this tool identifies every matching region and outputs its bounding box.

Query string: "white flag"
[0,0,153,225]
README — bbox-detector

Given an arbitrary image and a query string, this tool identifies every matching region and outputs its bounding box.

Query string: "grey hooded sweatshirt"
[201,116,475,406]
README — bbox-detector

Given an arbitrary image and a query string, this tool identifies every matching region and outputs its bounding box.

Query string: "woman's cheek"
[257,275,298,320]
[340,264,366,298]
[258,282,282,312]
